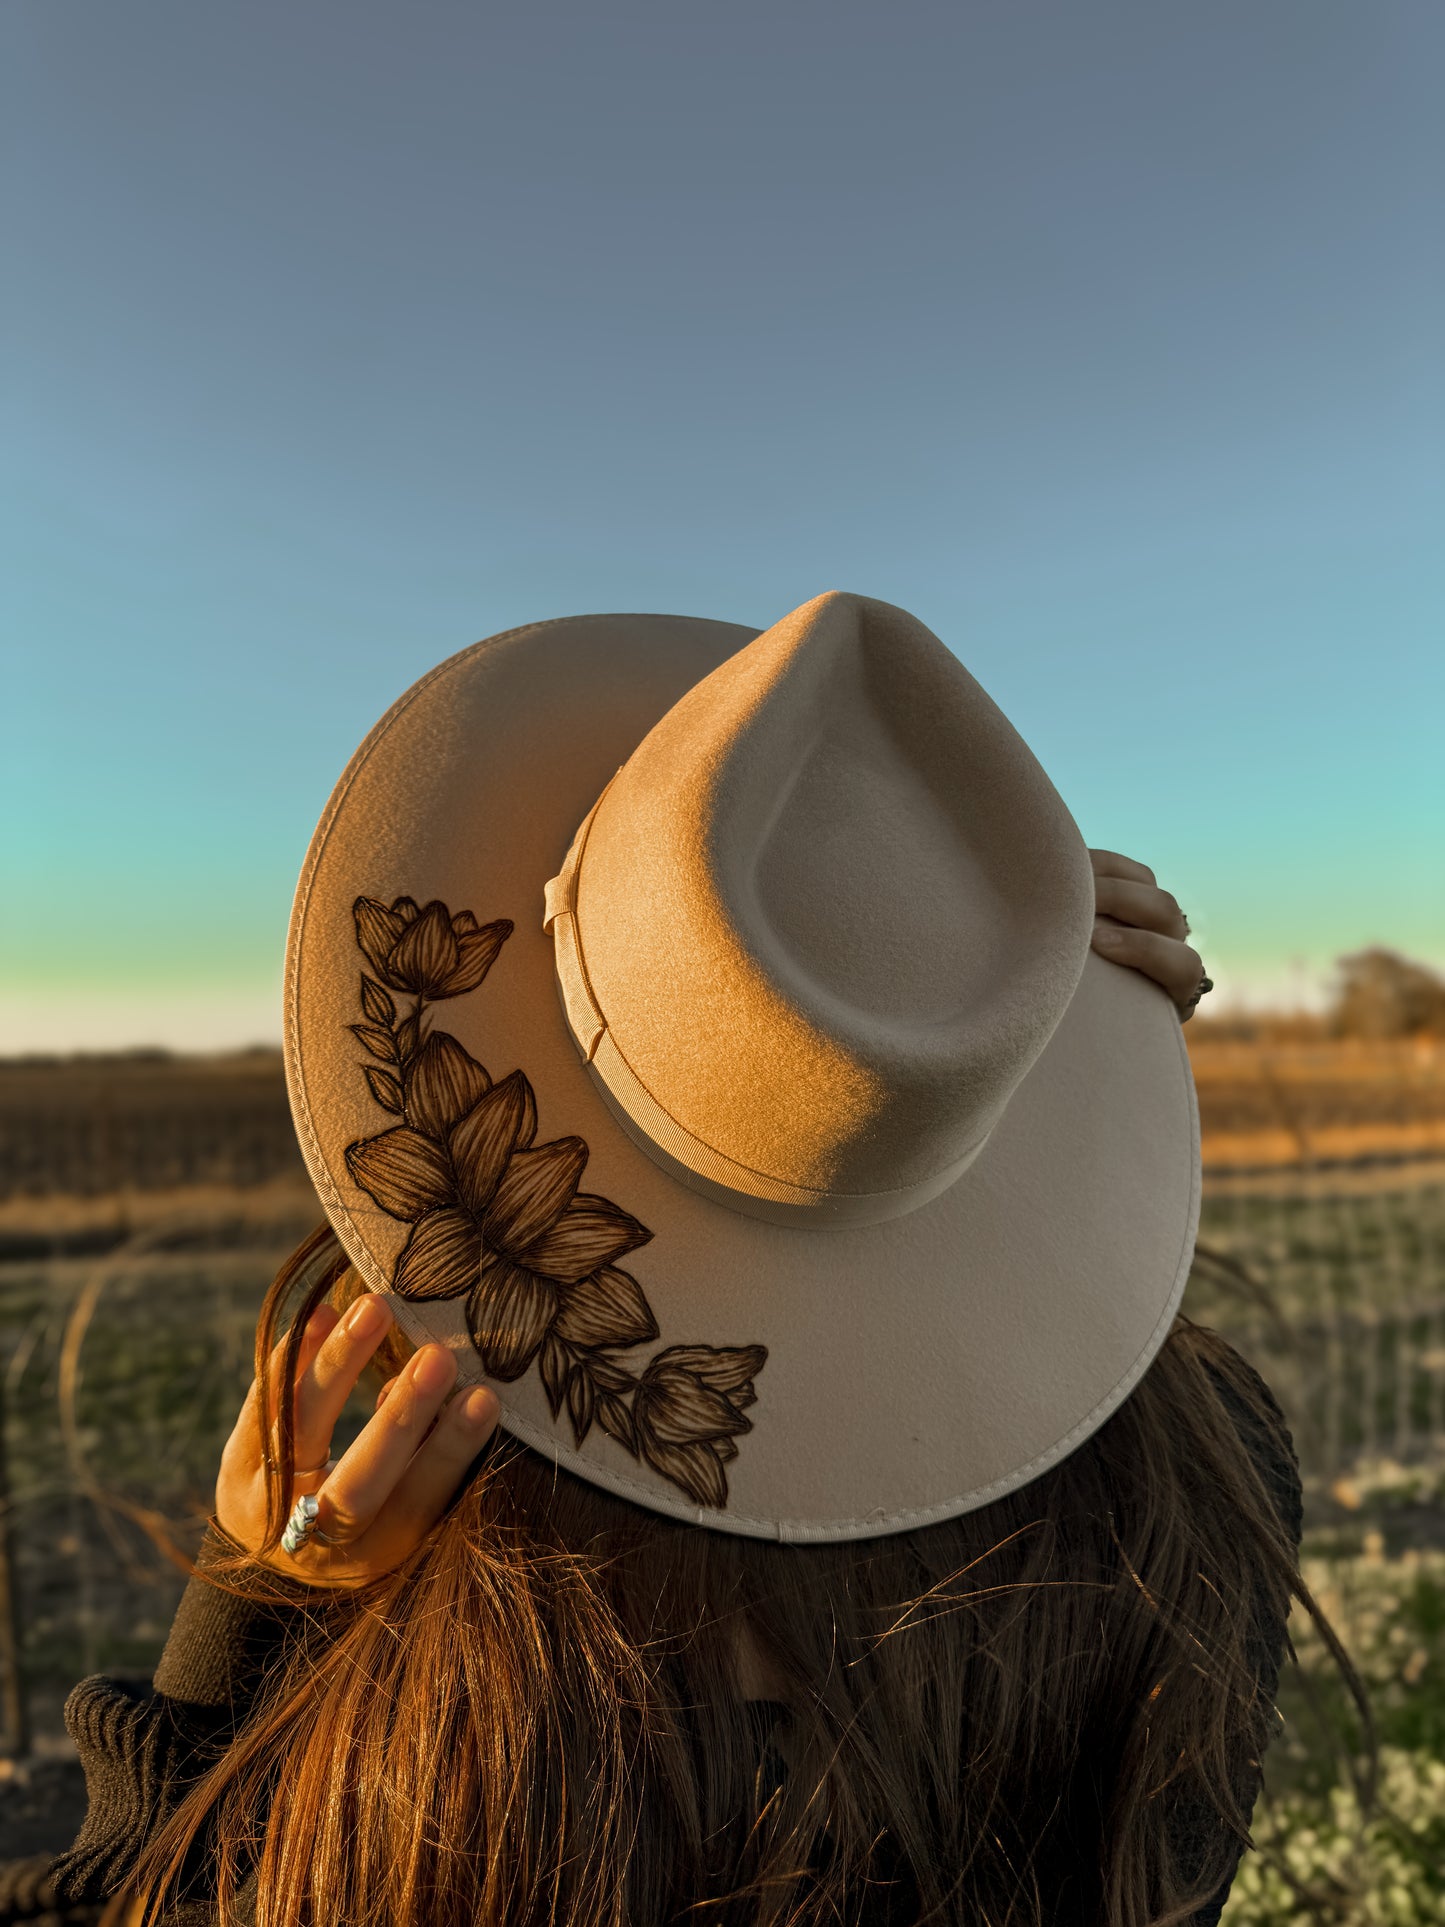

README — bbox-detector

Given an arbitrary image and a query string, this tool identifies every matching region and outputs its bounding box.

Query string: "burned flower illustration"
[633,1346,768,1510]
[537,1266,661,1451]
[354,896,511,999]
[342,890,766,1507]
[349,1070,652,1380]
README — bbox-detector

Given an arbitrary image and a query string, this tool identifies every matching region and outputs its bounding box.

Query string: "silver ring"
[282,1492,340,1554]
[1183,974,1214,1013]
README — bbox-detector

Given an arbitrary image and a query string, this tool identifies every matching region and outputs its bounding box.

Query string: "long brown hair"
[105,1225,1368,1927]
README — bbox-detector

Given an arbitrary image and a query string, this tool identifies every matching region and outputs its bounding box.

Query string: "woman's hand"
[215,1294,499,1589]
[1088,849,1209,1023]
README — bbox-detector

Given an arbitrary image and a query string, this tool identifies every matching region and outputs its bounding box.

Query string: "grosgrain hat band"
[543,785,997,1230]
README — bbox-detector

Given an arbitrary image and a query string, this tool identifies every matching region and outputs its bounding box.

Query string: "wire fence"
[1187,1177,1445,1485]
[4,1049,1443,1910]
[0,1173,1440,1752]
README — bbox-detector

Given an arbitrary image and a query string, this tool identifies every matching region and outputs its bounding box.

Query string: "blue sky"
[5,1,1442,1050]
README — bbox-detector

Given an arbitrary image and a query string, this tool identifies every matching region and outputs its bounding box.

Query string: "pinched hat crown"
[544,592,1097,1227]
[287,588,1200,1539]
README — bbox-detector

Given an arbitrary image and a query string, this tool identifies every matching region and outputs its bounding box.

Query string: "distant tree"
[1326,947,1445,1039]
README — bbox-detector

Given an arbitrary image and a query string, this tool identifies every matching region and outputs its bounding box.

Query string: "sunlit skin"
[216,847,1206,1590]
[1088,846,1204,1014]
[215,1303,497,1590]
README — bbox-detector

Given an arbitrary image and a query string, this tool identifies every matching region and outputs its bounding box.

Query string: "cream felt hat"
[284,591,1201,1543]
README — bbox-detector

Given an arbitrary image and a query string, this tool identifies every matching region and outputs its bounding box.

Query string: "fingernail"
[461,1387,497,1428]
[347,1296,388,1338]
[1092,922,1124,947]
[412,1346,453,1394]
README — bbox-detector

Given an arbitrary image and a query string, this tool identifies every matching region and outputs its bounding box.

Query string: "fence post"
[0,1358,31,1759]
[1392,1302,1409,1463]
[1362,1306,1380,1463]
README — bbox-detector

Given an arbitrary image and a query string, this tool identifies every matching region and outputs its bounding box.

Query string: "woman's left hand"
[215,1295,500,1589]
[1087,849,1209,1023]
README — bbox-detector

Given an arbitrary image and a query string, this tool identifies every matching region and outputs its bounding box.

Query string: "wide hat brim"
[286,613,1201,1543]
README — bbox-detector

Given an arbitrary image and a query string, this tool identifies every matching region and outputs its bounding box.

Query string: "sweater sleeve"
[1173,1354,1305,1927]
[45,1520,339,1916]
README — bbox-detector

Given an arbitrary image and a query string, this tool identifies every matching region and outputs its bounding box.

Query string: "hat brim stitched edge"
[285,613,1201,1543]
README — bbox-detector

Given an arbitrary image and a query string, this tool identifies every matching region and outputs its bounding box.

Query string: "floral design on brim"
[342,893,767,1510]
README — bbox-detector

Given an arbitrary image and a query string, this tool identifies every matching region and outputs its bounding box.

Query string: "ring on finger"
[1182,973,1214,1014]
[290,1457,335,1492]
[282,1492,342,1553]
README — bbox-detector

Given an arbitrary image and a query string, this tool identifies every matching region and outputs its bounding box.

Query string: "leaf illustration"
[596,1392,637,1455]
[566,1365,595,1443]
[350,1023,396,1061]
[365,1066,405,1114]
[360,975,396,1026]
[539,1333,570,1418]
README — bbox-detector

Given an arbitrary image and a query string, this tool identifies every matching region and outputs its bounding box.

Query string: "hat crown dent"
[289,595,1201,1537]
[572,592,1096,1202]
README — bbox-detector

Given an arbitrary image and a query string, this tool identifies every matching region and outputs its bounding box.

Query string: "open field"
[5,1035,1444,1225]
[1,1045,1442,1917]
[0,1053,306,1216]
[1186,1032,1445,1174]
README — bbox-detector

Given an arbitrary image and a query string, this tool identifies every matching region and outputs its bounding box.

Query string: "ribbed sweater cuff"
[151,1516,344,1712]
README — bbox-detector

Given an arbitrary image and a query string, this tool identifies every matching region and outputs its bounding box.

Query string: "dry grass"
[0,1176,322,1250]
[1187,1033,1445,1174]
[0,1051,305,1203]
[5,1033,1444,1208]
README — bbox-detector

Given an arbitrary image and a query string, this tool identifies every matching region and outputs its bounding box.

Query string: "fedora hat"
[285,592,1200,1543]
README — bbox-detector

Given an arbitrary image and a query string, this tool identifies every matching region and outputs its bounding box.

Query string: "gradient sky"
[5,1,1442,1051]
